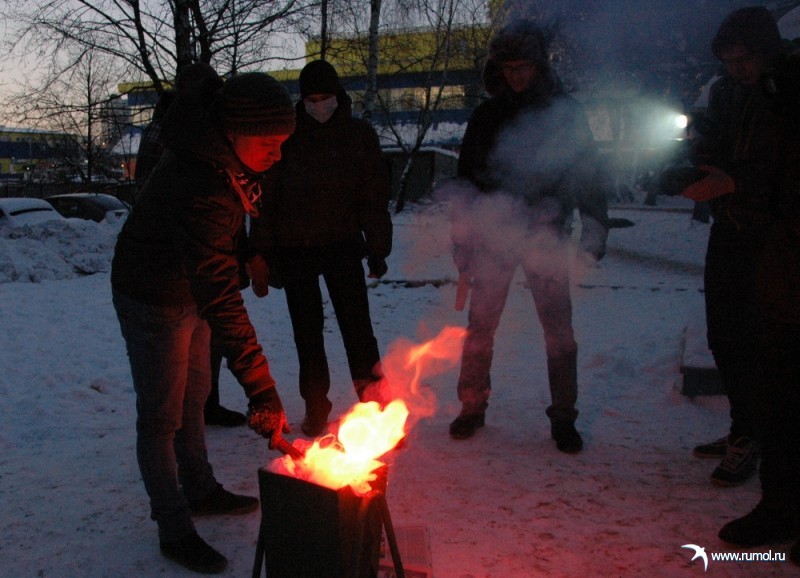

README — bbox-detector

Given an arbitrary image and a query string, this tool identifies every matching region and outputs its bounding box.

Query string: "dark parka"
[251,91,391,261]
[111,93,275,399]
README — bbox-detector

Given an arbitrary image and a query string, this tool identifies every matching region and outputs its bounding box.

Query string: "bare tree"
[4,46,126,183]
[2,0,316,96]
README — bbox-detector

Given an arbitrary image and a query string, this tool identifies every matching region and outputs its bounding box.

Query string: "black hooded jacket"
[458,65,608,232]
[694,6,794,231]
[251,91,392,261]
[111,91,276,398]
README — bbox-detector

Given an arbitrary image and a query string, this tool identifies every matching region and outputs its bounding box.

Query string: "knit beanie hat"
[712,7,782,62]
[214,72,295,136]
[299,60,343,98]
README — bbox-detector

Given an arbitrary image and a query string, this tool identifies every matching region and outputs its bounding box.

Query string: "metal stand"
[252,466,405,578]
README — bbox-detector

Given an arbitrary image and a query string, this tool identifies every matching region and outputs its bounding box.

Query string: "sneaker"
[188,483,259,516]
[551,421,583,453]
[449,413,485,439]
[204,405,246,427]
[711,436,758,487]
[718,501,800,546]
[693,435,729,459]
[160,531,227,574]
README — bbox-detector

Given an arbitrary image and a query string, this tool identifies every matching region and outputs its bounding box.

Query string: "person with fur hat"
[249,60,392,437]
[684,7,800,559]
[449,20,610,452]
[111,71,295,574]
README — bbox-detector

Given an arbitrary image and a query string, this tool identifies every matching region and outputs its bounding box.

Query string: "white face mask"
[304,95,338,124]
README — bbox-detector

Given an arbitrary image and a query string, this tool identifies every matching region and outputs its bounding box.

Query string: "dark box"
[253,466,387,578]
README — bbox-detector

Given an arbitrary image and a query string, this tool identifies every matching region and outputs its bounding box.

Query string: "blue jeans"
[457,228,578,422]
[113,290,218,541]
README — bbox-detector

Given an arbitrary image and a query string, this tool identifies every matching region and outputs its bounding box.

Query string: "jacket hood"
[712,7,783,62]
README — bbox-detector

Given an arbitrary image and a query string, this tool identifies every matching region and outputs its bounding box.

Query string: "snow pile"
[0,218,122,283]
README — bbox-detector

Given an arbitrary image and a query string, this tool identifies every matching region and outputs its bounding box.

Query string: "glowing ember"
[268,326,466,495]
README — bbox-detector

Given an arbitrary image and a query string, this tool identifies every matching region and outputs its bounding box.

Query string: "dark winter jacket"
[251,91,391,262]
[693,75,784,231]
[111,93,275,398]
[458,76,610,236]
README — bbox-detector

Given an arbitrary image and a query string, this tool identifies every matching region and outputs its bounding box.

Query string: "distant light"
[675,114,688,129]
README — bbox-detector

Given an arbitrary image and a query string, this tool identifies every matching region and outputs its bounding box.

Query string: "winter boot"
[160,531,227,574]
[711,436,759,487]
[204,404,246,427]
[551,421,583,453]
[449,412,485,439]
[718,501,800,546]
[301,398,333,437]
[188,483,259,516]
[693,435,729,459]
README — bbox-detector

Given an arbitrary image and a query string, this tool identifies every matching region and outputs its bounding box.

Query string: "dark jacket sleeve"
[355,120,392,260]
[173,171,275,398]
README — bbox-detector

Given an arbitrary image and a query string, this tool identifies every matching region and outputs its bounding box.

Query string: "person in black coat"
[112,72,295,574]
[449,20,610,452]
[250,60,392,437]
[682,6,787,488]
[693,7,800,560]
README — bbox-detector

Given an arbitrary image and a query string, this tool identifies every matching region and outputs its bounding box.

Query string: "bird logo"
[682,544,709,571]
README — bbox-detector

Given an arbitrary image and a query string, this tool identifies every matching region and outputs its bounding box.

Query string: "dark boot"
[188,483,259,516]
[551,421,583,453]
[301,398,333,437]
[545,350,578,424]
[449,412,485,439]
[718,500,800,546]
[160,532,227,574]
[204,404,246,427]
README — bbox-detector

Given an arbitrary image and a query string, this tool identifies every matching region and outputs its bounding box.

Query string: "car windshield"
[90,196,128,210]
[9,207,55,217]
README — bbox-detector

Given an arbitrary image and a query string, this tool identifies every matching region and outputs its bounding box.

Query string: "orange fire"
[268,326,466,495]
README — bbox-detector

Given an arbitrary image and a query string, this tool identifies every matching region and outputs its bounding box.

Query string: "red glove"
[682,165,735,202]
[247,387,290,446]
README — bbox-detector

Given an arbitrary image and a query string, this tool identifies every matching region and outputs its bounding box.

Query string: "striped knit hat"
[215,72,295,136]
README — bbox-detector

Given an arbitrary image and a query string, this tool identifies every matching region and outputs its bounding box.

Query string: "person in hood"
[685,7,800,558]
[449,20,610,452]
[111,72,295,574]
[249,60,392,437]
[682,6,786,489]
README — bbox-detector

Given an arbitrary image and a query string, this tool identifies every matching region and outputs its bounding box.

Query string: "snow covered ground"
[1,197,794,577]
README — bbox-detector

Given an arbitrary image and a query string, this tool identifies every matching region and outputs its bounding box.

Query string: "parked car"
[0,197,65,228]
[45,193,130,223]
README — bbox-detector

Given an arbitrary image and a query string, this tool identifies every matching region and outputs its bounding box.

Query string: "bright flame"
[268,326,466,494]
[270,400,408,495]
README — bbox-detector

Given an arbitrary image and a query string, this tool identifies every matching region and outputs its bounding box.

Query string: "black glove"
[367,256,388,279]
[247,387,289,444]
